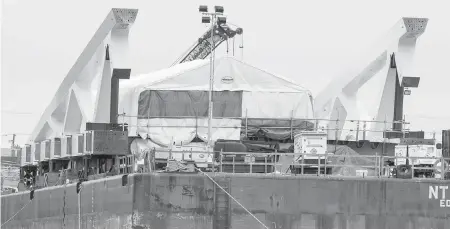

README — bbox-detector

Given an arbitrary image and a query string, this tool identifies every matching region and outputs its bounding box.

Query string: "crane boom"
[172,22,242,66]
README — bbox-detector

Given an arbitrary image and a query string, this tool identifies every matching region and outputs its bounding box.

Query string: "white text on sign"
[429,186,450,207]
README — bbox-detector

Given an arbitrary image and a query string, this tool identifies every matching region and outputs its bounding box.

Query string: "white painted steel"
[29,9,138,146]
[314,18,428,142]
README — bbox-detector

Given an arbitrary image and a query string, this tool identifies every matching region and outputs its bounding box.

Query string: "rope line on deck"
[1,199,32,227]
[196,168,270,229]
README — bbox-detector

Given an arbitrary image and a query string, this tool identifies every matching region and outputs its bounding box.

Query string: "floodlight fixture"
[404,89,411,95]
[217,16,227,24]
[214,6,224,13]
[199,5,208,13]
[202,16,211,24]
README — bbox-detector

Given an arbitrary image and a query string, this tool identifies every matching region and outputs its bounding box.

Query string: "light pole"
[334,106,343,153]
[199,5,226,149]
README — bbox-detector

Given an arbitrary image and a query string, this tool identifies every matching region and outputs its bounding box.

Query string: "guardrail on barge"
[151,149,450,180]
[119,113,428,142]
[9,150,449,194]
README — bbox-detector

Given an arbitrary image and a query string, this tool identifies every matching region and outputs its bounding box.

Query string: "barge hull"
[2,173,449,229]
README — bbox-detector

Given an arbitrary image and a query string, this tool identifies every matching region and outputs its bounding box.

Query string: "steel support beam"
[29,8,138,143]
[314,17,428,142]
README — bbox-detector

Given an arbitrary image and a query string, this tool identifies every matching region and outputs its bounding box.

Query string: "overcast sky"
[1,0,450,148]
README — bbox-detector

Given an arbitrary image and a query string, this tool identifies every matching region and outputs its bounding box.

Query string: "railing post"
[147,105,151,137]
[375,153,378,178]
[274,150,278,173]
[324,153,328,175]
[334,116,339,152]
[356,121,360,141]
[317,155,321,176]
[245,109,248,138]
[301,153,305,175]
[232,156,235,174]
[379,154,383,177]
[291,153,295,176]
[363,121,367,141]
[195,115,198,134]
[121,110,125,132]
[411,157,415,178]
[290,110,294,140]
[250,154,253,174]
[214,150,217,174]
[271,155,274,174]
[78,185,82,229]
[148,148,153,172]
[220,149,223,173]
[382,116,387,157]
[265,156,267,174]
[131,155,135,173]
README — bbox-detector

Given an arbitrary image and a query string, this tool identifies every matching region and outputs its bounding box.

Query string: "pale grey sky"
[1,0,450,147]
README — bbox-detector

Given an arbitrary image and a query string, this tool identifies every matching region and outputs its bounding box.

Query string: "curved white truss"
[314,18,428,142]
[29,8,138,143]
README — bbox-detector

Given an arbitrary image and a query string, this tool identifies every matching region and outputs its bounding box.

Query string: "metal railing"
[119,114,406,124]
[150,149,450,180]
[117,113,420,141]
[9,150,449,194]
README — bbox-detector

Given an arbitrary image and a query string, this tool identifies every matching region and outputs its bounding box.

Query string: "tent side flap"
[133,90,242,146]
[137,90,242,118]
[241,91,315,140]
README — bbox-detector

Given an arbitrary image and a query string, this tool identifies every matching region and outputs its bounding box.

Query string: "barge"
[2,7,450,229]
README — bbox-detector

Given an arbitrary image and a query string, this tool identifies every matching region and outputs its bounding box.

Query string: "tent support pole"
[290,110,294,140]
[195,116,198,138]
[245,109,248,138]
[207,15,215,150]
[147,106,150,139]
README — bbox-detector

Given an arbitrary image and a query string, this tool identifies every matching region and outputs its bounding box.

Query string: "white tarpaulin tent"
[119,57,314,147]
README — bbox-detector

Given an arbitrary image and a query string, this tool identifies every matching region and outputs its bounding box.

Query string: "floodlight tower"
[199,5,227,149]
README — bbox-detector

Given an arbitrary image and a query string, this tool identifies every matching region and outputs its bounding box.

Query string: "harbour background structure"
[2,1,450,147]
